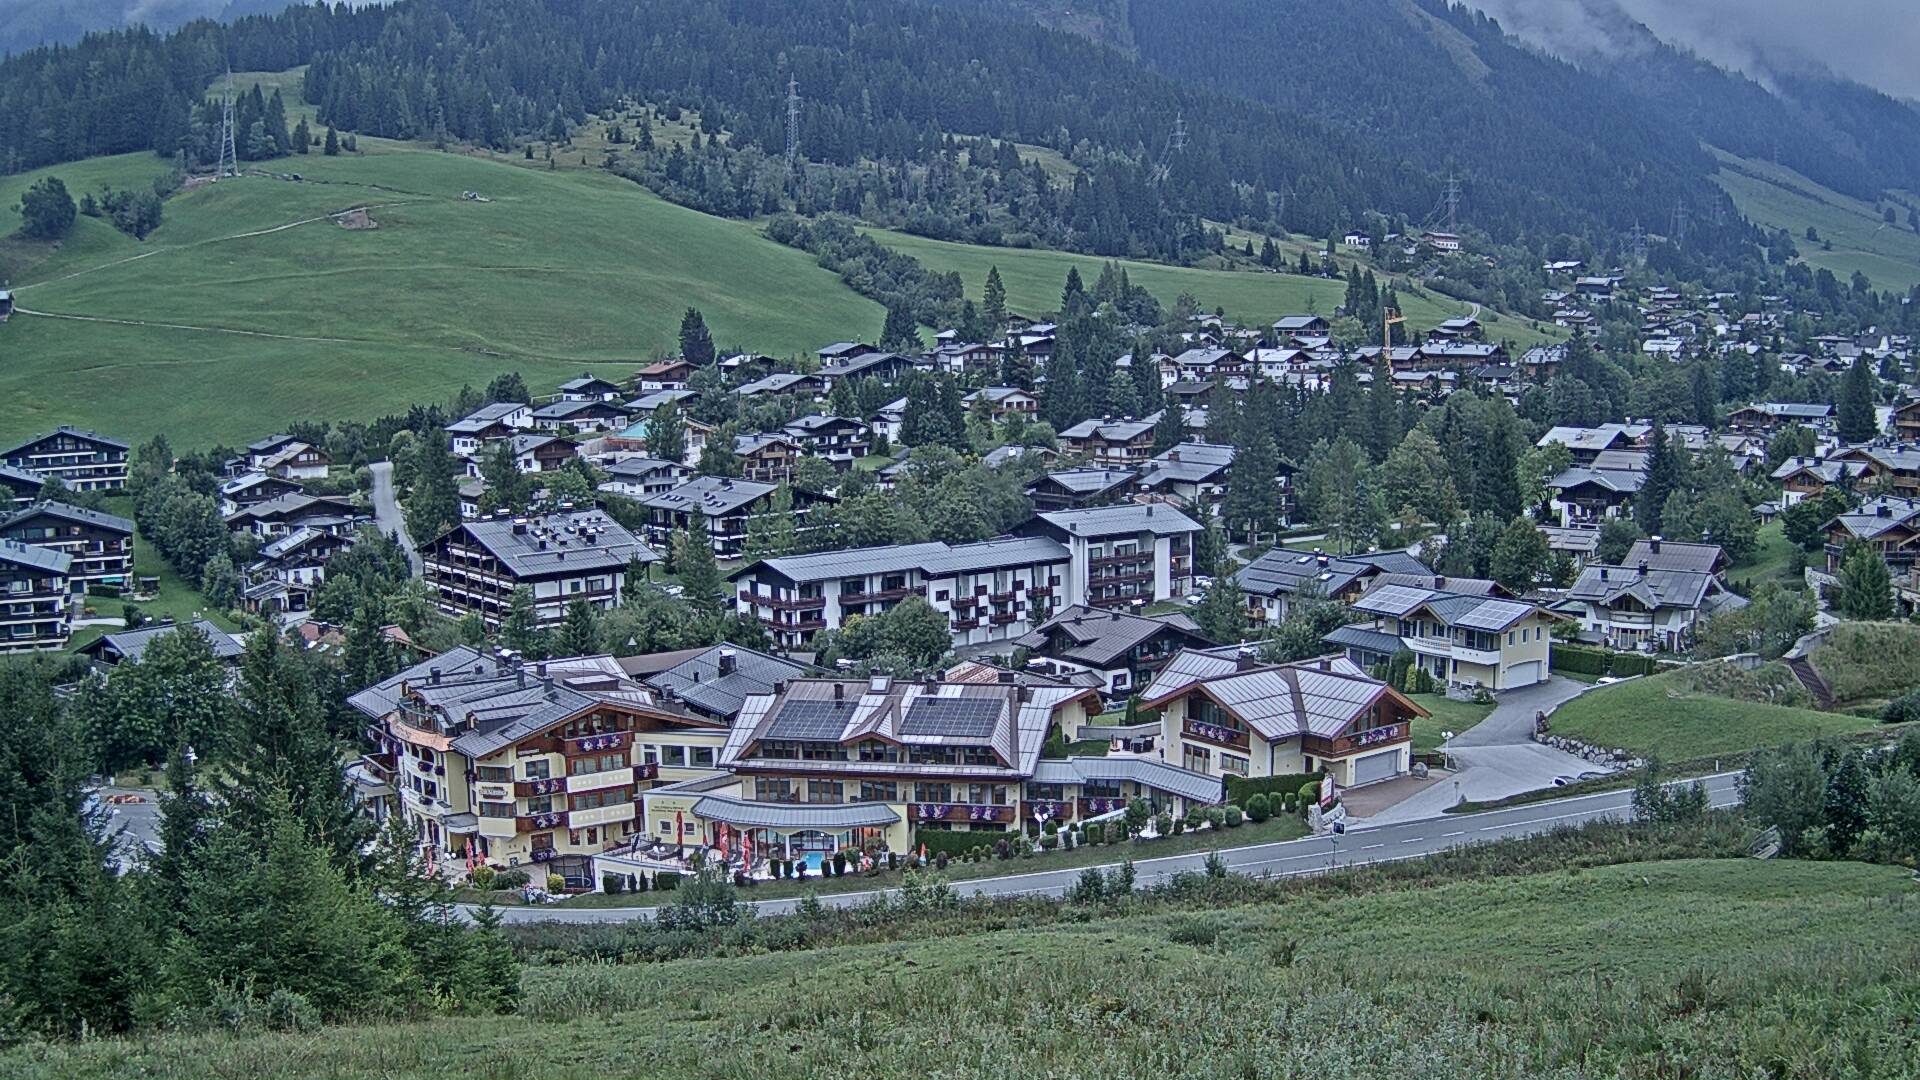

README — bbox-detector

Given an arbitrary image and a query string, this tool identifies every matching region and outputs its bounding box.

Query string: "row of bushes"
[1550,645,1663,679]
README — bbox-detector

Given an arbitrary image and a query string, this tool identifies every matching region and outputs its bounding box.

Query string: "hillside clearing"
[1712,146,1920,291]
[0,145,883,446]
[5,858,1914,1079]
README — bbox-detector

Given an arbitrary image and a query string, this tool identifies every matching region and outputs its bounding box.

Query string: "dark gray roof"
[445,402,526,433]
[83,619,240,663]
[1232,548,1428,599]
[1826,496,1920,540]
[2,426,129,455]
[2,500,133,535]
[0,538,71,574]
[602,456,682,481]
[1033,468,1138,495]
[734,536,1068,584]
[1622,540,1725,575]
[1323,623,1405,656]
[642,644,813,721]
[642,476,776,517]
[0,464,44,491]
[447,509,656,578]
[735,373,817,397]
[1014,604,1213,669]
[1566,565,1716,611]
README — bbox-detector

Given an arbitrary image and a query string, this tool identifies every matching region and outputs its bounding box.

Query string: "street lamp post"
[1440,730,1456,772]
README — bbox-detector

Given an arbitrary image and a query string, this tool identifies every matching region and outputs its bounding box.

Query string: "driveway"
[368,460,422,574]
[1358,676,1599,826]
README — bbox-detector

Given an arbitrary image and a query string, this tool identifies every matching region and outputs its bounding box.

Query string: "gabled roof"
[0,538,71,574]
[1622,539,1725,576]
[1547,466,1644,495]
[1014,604,1213,669]
[1030,467,1137,496]
[1351,582,1541,632]
[640,643,814,722]
[1231,547,1428,599]
[1826,496,1920,541]
[80,619,241,663]
[734,536,1069,585]
[445,402,526,433]
[1059,412,1162,443]
[1565,565,1718,612]
[642,476,776,516]
[1028,756,1221,804]
[1140,648,1421,742]
[439,509,656,578]
[1,426,129,455]
[2,500,133,535]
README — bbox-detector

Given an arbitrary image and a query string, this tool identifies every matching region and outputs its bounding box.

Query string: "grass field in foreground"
[0,144,884,447]
[862,224,1564,350]
[1547,668,1881,760]
[8,858,1914,1079]
[1712,147,1920,291]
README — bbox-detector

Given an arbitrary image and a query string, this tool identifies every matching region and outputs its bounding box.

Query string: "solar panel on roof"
[763,699,850,740]
[901,697,1000,738]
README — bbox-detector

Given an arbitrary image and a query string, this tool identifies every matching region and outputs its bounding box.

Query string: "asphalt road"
[475,771,1744,924]
[367,460,422,573]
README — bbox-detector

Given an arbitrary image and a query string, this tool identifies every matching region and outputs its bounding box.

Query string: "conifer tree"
[555,597,602,657]
[981,266,1008,337]
[673,524,725,618]
[1836,356,1879,443]
[678,307,716,367]
[501,586,548,659]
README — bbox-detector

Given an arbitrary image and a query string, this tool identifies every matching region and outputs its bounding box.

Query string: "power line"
[1443,171,1461,234]
[1670,201,1689,244]
[1152,111,1185,184]
[1630,221,1648,266]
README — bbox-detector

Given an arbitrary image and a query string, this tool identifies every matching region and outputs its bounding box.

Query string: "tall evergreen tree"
[1836,356,1879,443]
[555,597,602,657]
[404,437,462,547]
[678,307,716,367]
[1635,424,1686,536]
[647,402,687,463]
[500,586,548,659]
[1361,356,1399,461]
[981,266,1008,337]
[880,302,921,352]
[1835,540,1894,620]
[673,525,725,618]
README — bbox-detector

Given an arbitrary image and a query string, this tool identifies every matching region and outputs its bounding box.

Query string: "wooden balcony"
[516,811,567,833]
[1303,721,1409,759]
[1075,796,1130,818]
[1183,717,1249,750]
[739,591,826,611]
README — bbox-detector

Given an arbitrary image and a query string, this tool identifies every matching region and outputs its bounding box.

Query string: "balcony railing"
[909,803,1013,823]
[633,761,660,782]
[1304,721,1408,758]
[739,591,825,611]
[1184,718,1249,750]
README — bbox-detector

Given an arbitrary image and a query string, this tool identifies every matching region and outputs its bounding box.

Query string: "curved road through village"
[475,771,1743,924]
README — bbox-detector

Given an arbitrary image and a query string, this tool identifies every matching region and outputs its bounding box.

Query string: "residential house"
[597,456,690,500]
[243,527,355,614]
[1561,558,1745,652]
[633,360,696,392]
[1822,496,1920,576]
[732,433,803,483]
[1272,315,1331,342]
[1770,456,1867,505]
[782,415,872,470]
[1,427,129,492]
[732,536,1072,651]
[1024,468,1140,511]
[1231,548,1431,625]
[446,402,534,457]
[77,618,241,667]
[1330,582,1561,690]
[816,341,878,366]
[217,472,304,517]
[1059,414,1161,467]
[734,372,825,401]
[556,373,625,402]
[1725,402,1833,435]
[820,350,915,388]
[1014,605,1215,697]
[1833,445,1920,499]
[1136,442,1239,516]
[1547,464,1643,525]
[1014,503,1203,608]
[465,434,578,477]
[1892,400,1920,443]
[530,397,628,434]
[960,386,1040,421]
[224,493,366,541]
[929,342,999,377]
[244,434,332,480]
[0,541,72,653]
[641,476,827,559]
[622,388,696,415]
[1143,646,1426,789]
[350,648,733,883]
[0,501,134,586]
[605,414,713,468]
[420,509,658,627]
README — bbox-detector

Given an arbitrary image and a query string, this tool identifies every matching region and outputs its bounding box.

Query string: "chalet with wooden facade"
[0,501,134,586]
[1,427,128,492]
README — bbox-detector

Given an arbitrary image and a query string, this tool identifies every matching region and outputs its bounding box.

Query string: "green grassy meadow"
[1712,147,1920,291]
[1406,692,1494,753]
[1548,668,1882,760]
[863,224,1562,349]
[8,857,1915,1079]
[1,144,883,447]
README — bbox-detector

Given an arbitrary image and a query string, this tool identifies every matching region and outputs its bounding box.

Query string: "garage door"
[1352,750,1400,786]
[1505,660,1543,687]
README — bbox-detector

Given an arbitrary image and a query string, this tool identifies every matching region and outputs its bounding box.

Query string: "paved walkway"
[368,461,422,574]
[469,772,1742,924]
[1359,677,1599,826]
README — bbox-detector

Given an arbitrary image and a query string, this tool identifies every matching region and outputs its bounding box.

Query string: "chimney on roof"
[1167,449,1180,462]
[832,682,844,701]
[1649,535,1663,553]
[1878,503,1893,518]
[537,539,548,550]
[997,669,1016,684]
[1316,554,1329,568]
[429,666,441,684]
[718,647,737,676]
[1318,657,1331,672]
[1018,685,1033,704]
[1146,504,1154,516]
[1599,567,1608,581]
[512,520,528,535]
[1235,644,1257,671]
[1637,560,1649,576]
[536,662,547,679]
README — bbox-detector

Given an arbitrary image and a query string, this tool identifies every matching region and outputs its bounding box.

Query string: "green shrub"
[1204,807,1225,828]
[546,874,565,893]
[1223,771,1325,806]
[1086,822,1105,845]
[1167,917,1220,946]
[601,873,624,894]
[1883,689,1920,725]
[914,830,991,859]
[656,871,682,890]
[1224,805,1244,828]
[470,865,496,890]
[1172,817,1185,835]
[1155,812,1172,837]
[1245,793,1270,822]
[1040,833,1058,850]
[1042,818,1059,836]
[494,868,529,889]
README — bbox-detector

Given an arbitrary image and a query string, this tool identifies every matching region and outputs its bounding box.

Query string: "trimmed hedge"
[1551,645,1662,679]
[1224,771,1324,806]
[914,828,1010,859]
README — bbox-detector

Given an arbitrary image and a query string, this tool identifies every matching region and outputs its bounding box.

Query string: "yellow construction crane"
[1382,307,1405,354]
